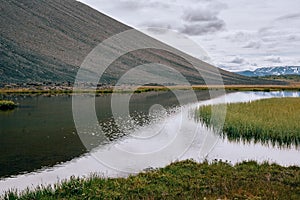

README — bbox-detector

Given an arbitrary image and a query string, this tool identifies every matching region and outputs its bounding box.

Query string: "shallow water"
[0,90,210,178]
[0,91,299,194]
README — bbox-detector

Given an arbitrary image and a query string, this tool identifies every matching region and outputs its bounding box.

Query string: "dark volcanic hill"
[0,0,285,86]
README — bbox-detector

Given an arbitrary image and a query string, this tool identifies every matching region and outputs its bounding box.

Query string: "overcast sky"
[79,0,300,71]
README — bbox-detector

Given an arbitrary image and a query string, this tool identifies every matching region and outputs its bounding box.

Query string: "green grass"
[197,98,300,146]
[4,160,300,200]
[0,100,17,110]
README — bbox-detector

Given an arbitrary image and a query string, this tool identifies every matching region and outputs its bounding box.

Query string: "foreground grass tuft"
[4,160,300,199]
[0,100,17,111]
[197,97,300,146]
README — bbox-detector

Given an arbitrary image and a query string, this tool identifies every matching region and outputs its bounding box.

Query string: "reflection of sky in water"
[1,91,300,194]
[224,91,300,103]
[253,91,300,98]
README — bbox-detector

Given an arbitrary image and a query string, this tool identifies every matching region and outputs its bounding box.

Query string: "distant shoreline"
[0,84,300,94]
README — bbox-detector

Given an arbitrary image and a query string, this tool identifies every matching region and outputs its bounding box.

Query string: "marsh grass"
[197,98,300,147]
[2,85,300,95]
[0,100,17,110]
[4,160,300,199]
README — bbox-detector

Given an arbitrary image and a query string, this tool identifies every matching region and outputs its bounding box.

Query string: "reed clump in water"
[197,98,300,147]
[0,100,17,111]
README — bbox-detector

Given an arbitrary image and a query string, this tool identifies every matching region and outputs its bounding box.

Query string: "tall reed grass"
[197,98,300,147]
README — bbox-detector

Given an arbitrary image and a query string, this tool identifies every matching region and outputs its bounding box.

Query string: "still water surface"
[0,90,210,178]
[0,91,299,193]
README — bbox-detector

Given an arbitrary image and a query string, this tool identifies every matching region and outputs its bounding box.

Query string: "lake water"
[0,91,299,193]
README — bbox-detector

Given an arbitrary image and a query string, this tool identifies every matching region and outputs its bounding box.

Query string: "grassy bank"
[197,98,300,146]
[0,87,169,95]
[0,100,17,110]
[5,160,300,200]
[1,84,300,95]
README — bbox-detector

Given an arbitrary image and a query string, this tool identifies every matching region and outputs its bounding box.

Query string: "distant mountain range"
[236,66,300,77]
[0,0,284,86]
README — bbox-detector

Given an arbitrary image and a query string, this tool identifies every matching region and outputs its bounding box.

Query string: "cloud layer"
[79,0,300,71]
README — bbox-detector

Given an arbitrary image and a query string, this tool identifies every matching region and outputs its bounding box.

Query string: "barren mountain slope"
[0,0,284,86]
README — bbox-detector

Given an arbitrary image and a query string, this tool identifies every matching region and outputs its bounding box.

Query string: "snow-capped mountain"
[236,66,300,77]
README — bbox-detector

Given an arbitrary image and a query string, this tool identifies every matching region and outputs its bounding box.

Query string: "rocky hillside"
[0,0,285,86]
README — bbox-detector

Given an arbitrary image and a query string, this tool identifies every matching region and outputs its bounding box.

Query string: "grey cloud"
[217,65,237,71]
[258,26,273,33]
[287,35,299,41]
[180,2,226,36]
[275,13,300,21]
[114,0,169,10]
[140,21,172,29]
[137,2,225,36]
[145,28,171,35]
[230,56,245,64]
[258,26,279,37]
[181,20,225,36]
[225,31,253,43]
[139,20,175,34]
[140,21,173,34]
[79,0,300,70]
[114,1,143,10]
[264,56,282,63]
[182,9,218,22]
[243,41,261,49]
[217,64,248,72]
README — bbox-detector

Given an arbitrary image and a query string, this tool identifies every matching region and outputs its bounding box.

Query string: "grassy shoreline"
[197,97,300,147]
[4,160,300,199]
[1,84,300,95]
